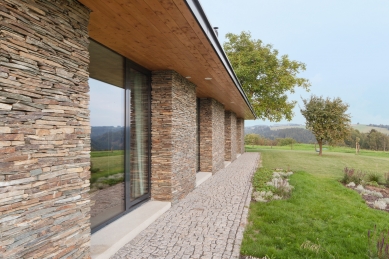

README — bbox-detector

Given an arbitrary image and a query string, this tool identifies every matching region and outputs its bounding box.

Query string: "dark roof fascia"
[183,0,256,119]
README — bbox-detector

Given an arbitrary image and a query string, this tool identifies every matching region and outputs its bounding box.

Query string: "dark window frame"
[90,39,152,234]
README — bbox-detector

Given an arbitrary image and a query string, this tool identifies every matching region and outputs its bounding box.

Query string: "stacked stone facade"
[0,0,91,258]
[151,70,197,203]
[224,111,237,161]
[236,118,245,154]
[199,98,225,174]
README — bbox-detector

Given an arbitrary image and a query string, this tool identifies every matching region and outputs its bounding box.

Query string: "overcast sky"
[201,0,389,127]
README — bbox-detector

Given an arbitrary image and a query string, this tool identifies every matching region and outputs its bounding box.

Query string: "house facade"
[0,0,255,258]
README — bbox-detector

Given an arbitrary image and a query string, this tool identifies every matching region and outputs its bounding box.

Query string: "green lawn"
[241,146,389,259]
[246,144,389,159]
[90,150,124,184]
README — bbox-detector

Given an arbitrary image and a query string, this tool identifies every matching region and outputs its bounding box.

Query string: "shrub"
[341,167,365,185]
[367,172,382,184]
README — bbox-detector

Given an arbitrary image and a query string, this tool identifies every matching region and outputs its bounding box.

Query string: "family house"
[0,0,255,258]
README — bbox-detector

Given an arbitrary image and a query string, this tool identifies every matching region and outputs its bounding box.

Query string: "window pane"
[89,78,125,229]
[129,69,149,200]
[89,40,124,88]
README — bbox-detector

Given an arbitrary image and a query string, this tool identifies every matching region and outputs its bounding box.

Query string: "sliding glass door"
[127,67,150,205]
[89,40,150,231]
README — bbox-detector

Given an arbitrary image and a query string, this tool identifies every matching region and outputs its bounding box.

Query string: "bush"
[341,167,365,185]
[384,172,389,187]
[367,172,382,184]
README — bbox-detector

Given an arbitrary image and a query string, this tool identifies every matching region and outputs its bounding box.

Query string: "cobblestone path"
[112,152,260,259]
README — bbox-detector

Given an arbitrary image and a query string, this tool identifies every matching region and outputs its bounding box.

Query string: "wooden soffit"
[78,0,255,119]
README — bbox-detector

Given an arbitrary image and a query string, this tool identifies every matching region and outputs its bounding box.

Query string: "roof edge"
[183,0,257,119]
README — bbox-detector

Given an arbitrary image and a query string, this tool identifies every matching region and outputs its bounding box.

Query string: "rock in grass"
[346,182,356,188]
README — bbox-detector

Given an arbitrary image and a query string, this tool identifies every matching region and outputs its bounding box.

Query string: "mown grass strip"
[241,148,389,259]
[242,171,388,259]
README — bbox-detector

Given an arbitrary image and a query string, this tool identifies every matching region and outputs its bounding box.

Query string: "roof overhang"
[79,0,256,119]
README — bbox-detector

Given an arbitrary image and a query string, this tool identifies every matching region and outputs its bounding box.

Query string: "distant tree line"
[244,134,296,148]
[244,128,389,152]
[368,124,389,131]
[245,126,316,143]
[345,129,389,151]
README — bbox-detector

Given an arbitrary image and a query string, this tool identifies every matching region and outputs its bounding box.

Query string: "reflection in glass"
[88,39,150,230]
[129,69,149,200]
[89,79,125,229]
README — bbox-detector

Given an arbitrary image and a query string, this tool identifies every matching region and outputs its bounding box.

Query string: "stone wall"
[224,111,237,161]
[199,98,225,173]
[212,100,225,172]
[0,0,91,258]
[151,70,196,203]
[236,118,245,154]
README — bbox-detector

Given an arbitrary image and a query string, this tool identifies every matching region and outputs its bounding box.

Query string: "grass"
[91,150,124,158]
[241,146,389,259]
[246,143,389,158]
[90,151,124,184]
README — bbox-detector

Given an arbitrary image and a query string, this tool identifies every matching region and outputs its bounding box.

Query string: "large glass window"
[89,78,125,229]
[128,68,150,201]
[88,40,150,231]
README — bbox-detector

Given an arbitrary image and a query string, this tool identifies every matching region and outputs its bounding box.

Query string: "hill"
[245,123,389,144]
[352,124,389,135]
[245,125,316,143]
[91,126,124,151]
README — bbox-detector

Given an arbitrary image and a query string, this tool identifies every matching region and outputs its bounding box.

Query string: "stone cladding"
[236,118,245,154]
[0,0,91,258]
[225,111,237,161]
[151,70,196,204]
[199,98,225,174]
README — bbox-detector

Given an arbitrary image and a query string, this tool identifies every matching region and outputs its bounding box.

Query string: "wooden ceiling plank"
[80,0,251,118]
[159,1,228,86]
[82,0,168,69]
[117,0,211,78]
[140,0,222,80]
[86,0,191,71]
[170,2,242,79]
[152,0,242,108]
[172,0,250,117]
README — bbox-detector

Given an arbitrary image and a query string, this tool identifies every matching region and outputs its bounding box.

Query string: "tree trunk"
[318,141,323,156]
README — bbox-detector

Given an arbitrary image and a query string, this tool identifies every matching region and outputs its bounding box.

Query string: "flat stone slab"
[112,152,260,259]
[196,172,212,187]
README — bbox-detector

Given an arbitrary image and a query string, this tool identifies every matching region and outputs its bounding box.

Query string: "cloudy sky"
[201,0,389,127]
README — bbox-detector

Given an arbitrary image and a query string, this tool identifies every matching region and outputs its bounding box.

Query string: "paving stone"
[112,152,260,259]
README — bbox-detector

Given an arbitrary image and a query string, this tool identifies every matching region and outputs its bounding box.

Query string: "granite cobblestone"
[112,152,260,259]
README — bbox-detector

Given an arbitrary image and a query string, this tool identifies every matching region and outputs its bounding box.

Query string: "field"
[265,124,389,135]
[352,124,389,134]
[269,125,305,130]
[90,150,124,184]
[241,145,389,259]
[246,143,389,159]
